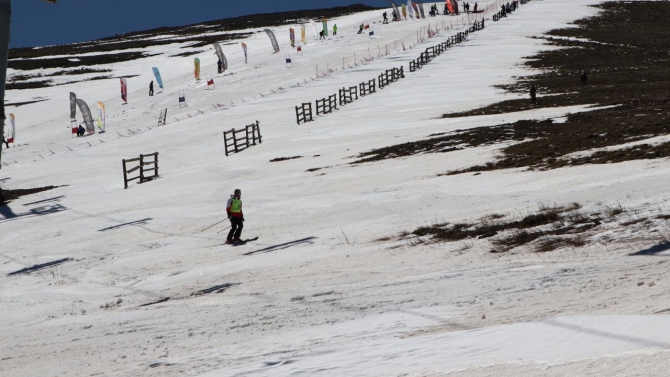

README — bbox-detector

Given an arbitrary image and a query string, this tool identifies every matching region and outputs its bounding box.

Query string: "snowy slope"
[4,1,670,376]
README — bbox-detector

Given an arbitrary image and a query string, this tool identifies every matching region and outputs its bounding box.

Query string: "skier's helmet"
[234,189,241,195]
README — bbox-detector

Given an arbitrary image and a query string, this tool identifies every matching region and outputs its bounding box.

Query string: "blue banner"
[152,67,164,89]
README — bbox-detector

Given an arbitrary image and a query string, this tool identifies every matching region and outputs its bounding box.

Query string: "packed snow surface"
[3,0,670,376]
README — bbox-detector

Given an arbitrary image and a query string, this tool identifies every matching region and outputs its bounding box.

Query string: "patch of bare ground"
[169,50,205,58]
[354,2,670,173]
[270,156,303,162]
[386,201,666,253]
[0,186,59,205]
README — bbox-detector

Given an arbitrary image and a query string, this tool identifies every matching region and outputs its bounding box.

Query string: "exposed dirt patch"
[354,2,670,173]
[169,50,205,58]
[270,156,303,162]
[0,186,59,205]
[403,203,616,253]
[5,99,48,107]
[8,52,156,72]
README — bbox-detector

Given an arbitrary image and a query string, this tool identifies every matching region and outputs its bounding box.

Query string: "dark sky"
[10,0,389,48]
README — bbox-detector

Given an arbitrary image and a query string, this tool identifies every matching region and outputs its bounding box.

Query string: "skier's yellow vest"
[230,198,242,213]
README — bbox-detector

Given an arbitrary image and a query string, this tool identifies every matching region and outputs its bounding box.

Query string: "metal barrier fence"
[316,94,338,116]
[223,121,262,156]
[359,79,377,96]
[339,86,359,106]
[123,152,159,189]
[295,103,313,125]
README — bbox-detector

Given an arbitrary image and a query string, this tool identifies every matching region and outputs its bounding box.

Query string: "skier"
[383,11,389,24]
[580,70,588,85]
[217,59,222,74]
[530,85,537,104]
[149,80,154,96]
[319,29,325,40]
[226,189,244,244]
[333,24,338,36]
[77,124,85,137]
[357,24,364,34]
[474,2,478,12]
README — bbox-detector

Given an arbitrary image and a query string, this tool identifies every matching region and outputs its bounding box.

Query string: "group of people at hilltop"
[500,1,519,16]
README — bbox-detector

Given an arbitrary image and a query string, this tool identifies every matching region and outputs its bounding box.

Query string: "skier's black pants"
[228,217,243,241]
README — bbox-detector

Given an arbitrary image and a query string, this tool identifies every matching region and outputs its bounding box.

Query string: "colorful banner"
[8,113,15,141]
[322,18,328,37]
[389,0,401,21]
[289,28,295,47]
[76,99,95,134]
[96,102,105,132]
[412,2,421,18]
[264,29,280,53]
[241,42,248,64]
[408,1,414,19]
[301,25,306,43]
[120,78,127,103]
[152,67,164,89]
[310,20,318,37]
[212,42,227,72]
[418,2,426,18]
[446,0,454,14]
[402,4,407,20]
[194,58,200,80]
[69,92,77,119]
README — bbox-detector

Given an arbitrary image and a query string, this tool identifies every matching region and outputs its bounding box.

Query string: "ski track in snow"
[4,1,670,376]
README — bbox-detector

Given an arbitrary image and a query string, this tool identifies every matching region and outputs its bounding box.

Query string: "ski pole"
[200,219,226,233]
[217,225,232,234]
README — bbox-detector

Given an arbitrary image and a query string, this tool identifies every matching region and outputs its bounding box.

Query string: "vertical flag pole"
[0,0,11,168]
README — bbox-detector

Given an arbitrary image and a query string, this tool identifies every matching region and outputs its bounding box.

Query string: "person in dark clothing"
[217,60,222,74]
[530,85,537,104]
[357,24,364,34]
[149,80,154,96]
[580,70,588,85]
[383,11,389,23]
[77,125,85,137]
[319,30,325,39]
[474,3,478,12]
[444,4,449,15]
[226,189,244,244]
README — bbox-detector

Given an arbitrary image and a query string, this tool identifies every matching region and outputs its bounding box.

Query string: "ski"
[230,236,259,246]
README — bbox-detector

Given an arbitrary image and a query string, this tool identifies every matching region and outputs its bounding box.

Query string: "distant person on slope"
[217,60,222,74]
[319,30,325,40]
[77,124,85,137]
[149,80,154,97]
[333,24,338,35]
[357,24,364,34]
[530,85,537,105]
[383,11,389,23]
[226,189,244,244]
